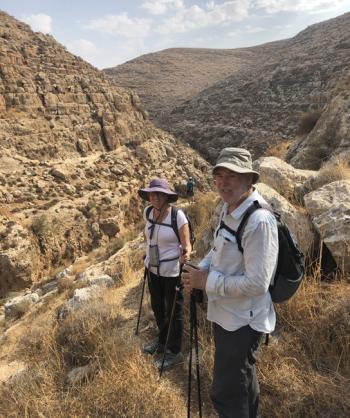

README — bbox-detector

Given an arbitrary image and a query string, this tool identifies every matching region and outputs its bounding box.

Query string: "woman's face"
[149,192,169,210]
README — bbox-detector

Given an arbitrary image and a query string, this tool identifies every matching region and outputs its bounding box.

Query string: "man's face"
[213,167,250,206]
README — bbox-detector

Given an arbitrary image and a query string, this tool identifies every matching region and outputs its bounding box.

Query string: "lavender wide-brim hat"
[138,178,178,203]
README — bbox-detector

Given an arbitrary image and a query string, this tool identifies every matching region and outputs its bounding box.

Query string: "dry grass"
[259,272,350,417]
[188,194,350,417]
[317,157,350,185]
[265,140,293,159]
[2,194,350,417]
[185,191,220,258]
[1,290,187,418]
[299,157,350,199]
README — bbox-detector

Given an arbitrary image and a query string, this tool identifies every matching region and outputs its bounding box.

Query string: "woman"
[138,178,191,370]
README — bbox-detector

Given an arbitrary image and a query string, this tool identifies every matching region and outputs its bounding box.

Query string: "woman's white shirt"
[143,206,188,277]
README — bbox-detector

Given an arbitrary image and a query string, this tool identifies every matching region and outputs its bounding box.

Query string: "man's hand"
[181,264,208,293]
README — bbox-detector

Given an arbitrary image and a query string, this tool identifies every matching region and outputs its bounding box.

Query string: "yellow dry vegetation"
[0,193,349,417]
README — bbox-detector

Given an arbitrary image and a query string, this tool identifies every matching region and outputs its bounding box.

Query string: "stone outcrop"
[4,292,39,320]
[304,181,350,272]
[256,183,315,257]
[254,157,316,201]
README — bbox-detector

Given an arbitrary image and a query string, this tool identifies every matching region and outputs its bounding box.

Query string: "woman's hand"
[181,264,208,293]
[180,248,191,264]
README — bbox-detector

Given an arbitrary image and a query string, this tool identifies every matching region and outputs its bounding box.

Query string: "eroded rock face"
[287,92,350,169]
[0,12,150,160]
[254,157,316,201]
[304,181,350,272]
[0,218,37,296]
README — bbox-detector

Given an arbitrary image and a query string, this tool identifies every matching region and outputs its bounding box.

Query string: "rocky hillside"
[165,12,350,164]
[107,13,350,166]
[0,11,210,296]
[104,44,285,123]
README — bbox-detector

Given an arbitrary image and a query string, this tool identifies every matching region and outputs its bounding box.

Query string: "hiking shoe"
[155,350,184,370]
[143,338,165,355]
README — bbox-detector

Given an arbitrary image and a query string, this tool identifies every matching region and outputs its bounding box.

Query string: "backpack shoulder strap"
[171,206,181,243]
[236,200,262,253]
[146,205,153,221]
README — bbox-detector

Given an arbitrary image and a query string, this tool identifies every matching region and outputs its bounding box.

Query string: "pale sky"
[1,0,350,69]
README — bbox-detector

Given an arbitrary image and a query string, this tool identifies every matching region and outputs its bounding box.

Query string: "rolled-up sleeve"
[205,218,278,299]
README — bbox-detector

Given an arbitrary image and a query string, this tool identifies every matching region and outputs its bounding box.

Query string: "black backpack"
[219,200,305,303]
[146,206,195,246]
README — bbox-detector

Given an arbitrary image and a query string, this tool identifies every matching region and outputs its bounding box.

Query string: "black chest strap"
[216,200,262,253]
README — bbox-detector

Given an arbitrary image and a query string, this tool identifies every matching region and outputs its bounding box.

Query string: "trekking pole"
[187,292,203,418]
[135,268,148,336]
[187,294,194,418]
[192,293,203,418]
[159,284,181,378]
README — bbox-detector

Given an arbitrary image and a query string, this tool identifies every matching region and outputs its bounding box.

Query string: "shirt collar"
[228,189,260,220]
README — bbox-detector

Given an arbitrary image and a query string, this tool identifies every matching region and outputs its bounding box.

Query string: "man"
[182,147,279,418]
[186,176,195,202]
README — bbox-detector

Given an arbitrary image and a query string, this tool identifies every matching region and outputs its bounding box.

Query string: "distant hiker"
[182,148,279,418]
[138,178,192,370]
[186,176,195,202]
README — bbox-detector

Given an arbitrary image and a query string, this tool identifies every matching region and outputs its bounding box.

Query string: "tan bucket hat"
[213,147,260,183]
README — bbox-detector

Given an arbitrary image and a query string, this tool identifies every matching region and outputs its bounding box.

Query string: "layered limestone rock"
[0,11,149,160]
[304,181,350,272]
[256,183,315,257]
[0,217,37,295]
[254,157,316,201]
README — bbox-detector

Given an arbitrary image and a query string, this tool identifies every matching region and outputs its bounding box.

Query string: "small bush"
[265,140,293,159]
[31,214,49,235]
[298,110,322,135]
[317,157,350,185]
[55,301,120,367]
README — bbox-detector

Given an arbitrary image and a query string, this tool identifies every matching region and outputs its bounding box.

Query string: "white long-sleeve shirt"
[199,190,278,333]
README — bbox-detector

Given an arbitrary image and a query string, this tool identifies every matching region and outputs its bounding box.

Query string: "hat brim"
[213,163,260,184]
[138,188,178,203]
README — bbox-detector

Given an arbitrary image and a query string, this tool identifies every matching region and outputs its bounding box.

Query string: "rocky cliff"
[0,11,210,296]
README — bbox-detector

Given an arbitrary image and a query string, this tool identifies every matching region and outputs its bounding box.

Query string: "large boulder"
[256,183,316,256]
[254,157,315,200]
[304,180,350,272]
